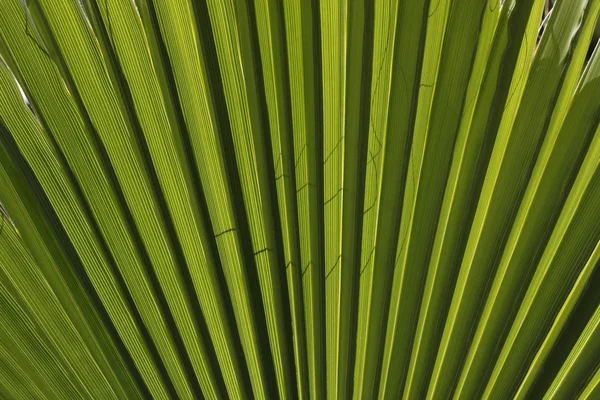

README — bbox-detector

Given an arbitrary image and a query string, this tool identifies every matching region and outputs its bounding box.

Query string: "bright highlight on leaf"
[0,0,599,399]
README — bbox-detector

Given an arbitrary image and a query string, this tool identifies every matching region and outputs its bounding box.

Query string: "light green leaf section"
[0,340,46,400]
[0,276,83,399]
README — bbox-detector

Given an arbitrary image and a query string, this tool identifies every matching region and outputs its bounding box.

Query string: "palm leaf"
[0,0,600,399]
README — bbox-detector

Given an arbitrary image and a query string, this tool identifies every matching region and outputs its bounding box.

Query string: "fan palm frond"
[0,0,600,399]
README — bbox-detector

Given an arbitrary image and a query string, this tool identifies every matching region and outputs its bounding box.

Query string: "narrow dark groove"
[341,0,376,396]
[274,173,290,182]
[273,152,283,176]
[428,0,443,18]
[323,136,345,166]
[0,125,169,399]
[214,228,237,239]
[253,248,272,257]
[301,262,312,277]
[324,188,343,207]
[296,182,316,193]
[305,0,327,397]
[311,0,326,329]
[325,256,342,281]
[23,10,51,60]
[359,248,375,276]
[294,144,307,168]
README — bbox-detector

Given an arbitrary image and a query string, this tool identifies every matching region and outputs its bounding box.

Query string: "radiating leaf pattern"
[0,0,600,399]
